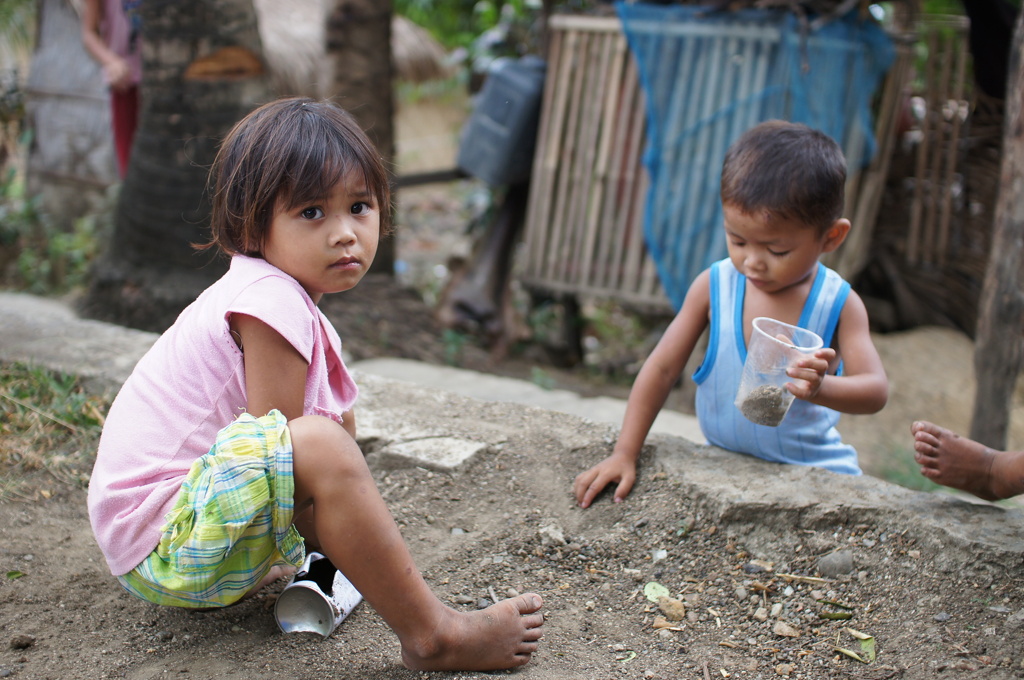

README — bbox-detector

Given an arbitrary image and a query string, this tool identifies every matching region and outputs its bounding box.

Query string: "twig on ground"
[0,393,78,433]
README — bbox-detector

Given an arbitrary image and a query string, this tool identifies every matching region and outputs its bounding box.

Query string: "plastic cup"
[734,317,823,427]
[274,552,362,638]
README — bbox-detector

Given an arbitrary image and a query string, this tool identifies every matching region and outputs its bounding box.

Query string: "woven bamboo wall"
[520,15,663,310]
[856,15,1000,335]
[519,13,915,313]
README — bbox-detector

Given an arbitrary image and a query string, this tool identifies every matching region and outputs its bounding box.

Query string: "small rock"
[657,597,686,621]
[476,598,491,610]
[742,559,774,574]
[539,524,567,547]
[9,634,34,650]
[770,603,784,617]
[817,550,855,578]
[753,607,769,622]
[1006,608,1024,629]
[772,621,800,638]
[934,611,951,622]
[450,527,466,536]
[454,595,475,605]
[156,631,173,642]
[734,587,748,601]
[775,663,795,675]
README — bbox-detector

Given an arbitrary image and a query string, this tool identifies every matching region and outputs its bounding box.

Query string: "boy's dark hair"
[204,97,392,257]
[720,120,846,233]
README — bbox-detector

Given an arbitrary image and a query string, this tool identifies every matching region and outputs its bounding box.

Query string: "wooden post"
[970,11,1024,449]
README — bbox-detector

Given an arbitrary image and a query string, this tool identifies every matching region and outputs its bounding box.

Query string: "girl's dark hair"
[203,97,392,257]
[720,120,846,234]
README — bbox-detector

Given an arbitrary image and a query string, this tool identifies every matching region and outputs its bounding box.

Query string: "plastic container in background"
[274,552,362,638]
[734,317,823,427]
[456,55,546,187]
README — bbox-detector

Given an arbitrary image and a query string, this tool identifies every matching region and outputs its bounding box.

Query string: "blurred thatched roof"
[255,3,453,95]
[392,15,454,84]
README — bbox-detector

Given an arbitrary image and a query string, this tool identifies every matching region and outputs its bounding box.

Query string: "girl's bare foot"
[400,593,544,671]
[912,421,1000,500]
[241,564,295,602]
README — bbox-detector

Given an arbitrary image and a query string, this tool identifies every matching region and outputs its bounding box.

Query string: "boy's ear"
[821,218,851,253]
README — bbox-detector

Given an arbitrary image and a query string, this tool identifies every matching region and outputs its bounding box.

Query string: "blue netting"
[617,3,894,310]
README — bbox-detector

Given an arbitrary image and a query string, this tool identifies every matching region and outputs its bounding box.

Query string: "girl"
[87,97,544,671]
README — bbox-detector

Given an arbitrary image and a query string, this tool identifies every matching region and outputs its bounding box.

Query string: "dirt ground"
[3,358,1024,680]
[4,118,1024,678]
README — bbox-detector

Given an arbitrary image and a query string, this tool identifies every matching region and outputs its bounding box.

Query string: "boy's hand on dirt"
[573,455,636,508]
[785,347,835,400]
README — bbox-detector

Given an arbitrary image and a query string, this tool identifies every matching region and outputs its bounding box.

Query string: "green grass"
[871,445,944,493]
[0,362,108,501]
[876,443,1024,509]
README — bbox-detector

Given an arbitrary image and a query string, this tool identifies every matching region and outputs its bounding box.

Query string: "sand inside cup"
[738,384,788,427]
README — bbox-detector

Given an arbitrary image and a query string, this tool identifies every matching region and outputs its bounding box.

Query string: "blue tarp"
[617,2,894,310]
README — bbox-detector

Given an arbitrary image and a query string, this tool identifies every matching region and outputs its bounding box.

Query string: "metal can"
[274,551,362,638]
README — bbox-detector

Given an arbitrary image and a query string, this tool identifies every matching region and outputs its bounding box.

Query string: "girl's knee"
[289,415,347,446]
[288,416,364,473]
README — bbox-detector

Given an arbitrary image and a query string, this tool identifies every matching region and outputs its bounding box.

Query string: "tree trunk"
[970,10,1024,448]
[81,0,272,332]
[324,0,395,276]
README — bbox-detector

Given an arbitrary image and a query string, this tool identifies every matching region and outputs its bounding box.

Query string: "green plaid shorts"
[118,410,305,608]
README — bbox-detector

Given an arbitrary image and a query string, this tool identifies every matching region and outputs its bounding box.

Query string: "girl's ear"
[821,218,851,253]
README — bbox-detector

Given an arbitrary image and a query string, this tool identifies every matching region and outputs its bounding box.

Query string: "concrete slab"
[351,357,703,443]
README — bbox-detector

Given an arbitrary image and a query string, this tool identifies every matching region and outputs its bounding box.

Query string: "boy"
[574,120,889,508]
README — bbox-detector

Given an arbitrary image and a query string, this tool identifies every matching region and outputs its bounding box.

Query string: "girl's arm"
[80,0,133,90]
[340,408,356,440]
[789,290,888,414]
[231,313,307,420]
[573,270,712,507]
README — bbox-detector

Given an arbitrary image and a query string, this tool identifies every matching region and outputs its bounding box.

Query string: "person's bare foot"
[912,420,1001,500]
[240,564,295,602]
[400,593,544,671]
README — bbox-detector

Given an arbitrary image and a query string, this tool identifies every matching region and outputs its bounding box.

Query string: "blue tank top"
[692,259,860,475]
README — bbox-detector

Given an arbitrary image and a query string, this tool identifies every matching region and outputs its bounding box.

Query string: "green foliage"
[529,366,556,390]
[0,362,108,501]
[0,0,36,55]
[442,328,469,365]
[395,0,534,51]
[0,168,112,295]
